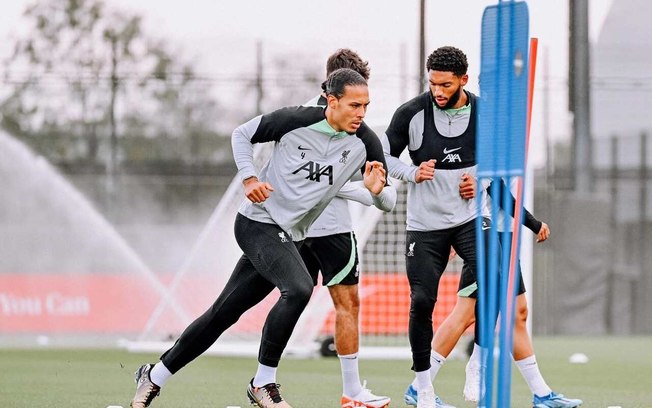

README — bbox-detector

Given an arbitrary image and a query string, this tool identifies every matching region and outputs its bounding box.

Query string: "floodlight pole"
[255,40,264,116]
[418,0,426,93]
[569,0,593,192]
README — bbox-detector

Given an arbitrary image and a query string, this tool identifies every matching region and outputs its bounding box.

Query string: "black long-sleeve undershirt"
[487,179,542,234]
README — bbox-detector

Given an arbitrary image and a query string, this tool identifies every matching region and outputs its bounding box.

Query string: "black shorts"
[457,228,526,296]
[299,232,360,286]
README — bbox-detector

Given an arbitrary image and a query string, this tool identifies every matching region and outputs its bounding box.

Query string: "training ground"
[1,336,650,407]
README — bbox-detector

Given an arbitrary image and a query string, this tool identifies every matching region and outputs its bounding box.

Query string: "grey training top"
[303,95,397,237]
[304,94,354,237]
[382,90,488,231]
[232,105,388,241]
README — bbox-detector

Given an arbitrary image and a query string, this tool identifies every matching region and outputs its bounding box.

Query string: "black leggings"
[161,214,314,371]
[405,218,489,372]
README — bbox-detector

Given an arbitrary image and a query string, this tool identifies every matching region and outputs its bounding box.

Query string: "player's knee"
[516,302,528,323]
[335,306,358,326]
[331,285,359,308]
[351,295,360,313]
[345,290,360,311]
[284,281,313,307]
[410,290,436,316]
[335,297,359,316]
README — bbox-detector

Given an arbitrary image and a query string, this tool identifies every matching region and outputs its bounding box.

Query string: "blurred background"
[1,0,651,351]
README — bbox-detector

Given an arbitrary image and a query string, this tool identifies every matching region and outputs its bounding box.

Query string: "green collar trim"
[446,103,472,115]
[308,119,350,139]
[433,102,472,115]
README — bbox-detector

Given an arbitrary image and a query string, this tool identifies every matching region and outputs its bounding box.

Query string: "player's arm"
[336,181,373,204]
[383,135,434,183]
[231,117,275,203]
[487,179,544,236]
[336,176,397,212]
[231,115,263,183]
[381,134,415,182]
[381,107,423,182]
[356,123,397,212]
[232,106,323,203]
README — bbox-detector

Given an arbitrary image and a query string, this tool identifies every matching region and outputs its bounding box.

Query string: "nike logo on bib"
[443,146,462,154]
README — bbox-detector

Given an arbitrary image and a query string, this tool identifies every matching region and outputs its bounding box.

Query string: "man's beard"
[433,86,462,110]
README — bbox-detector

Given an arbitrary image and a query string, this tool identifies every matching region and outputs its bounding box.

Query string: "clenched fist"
[243,176,274,203]
[415,159,436,183]
[459,173,476,199]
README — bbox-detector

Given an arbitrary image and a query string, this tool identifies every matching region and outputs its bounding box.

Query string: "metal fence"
[533,132,652,334]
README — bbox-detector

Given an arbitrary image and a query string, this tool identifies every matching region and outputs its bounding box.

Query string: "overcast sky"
[1,0,613,167]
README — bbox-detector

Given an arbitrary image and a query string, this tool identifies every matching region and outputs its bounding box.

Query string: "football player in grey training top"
[382,45,483,408]
[301,48,394,408]
[383,46,581,408]
[129,68,395,408]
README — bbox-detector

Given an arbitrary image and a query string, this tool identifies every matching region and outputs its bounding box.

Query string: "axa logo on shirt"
[292,161,334,185]
[442,146,462,163]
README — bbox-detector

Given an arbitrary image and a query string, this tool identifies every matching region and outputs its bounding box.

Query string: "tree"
[1,0,221,165]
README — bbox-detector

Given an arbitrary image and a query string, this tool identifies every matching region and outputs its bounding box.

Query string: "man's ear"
[327,94,338,109]
[460,74,469,86]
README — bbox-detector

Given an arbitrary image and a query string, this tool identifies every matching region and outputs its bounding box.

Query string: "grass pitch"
[0,336,650,407]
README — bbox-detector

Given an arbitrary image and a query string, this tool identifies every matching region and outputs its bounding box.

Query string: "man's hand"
[363,161,386,195]
[536,222,550,243]
[415,159,436,183]
[243,176,274,203]
[459,173,476,199]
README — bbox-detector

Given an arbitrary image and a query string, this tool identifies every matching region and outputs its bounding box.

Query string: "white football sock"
[428,350,446,381]
[252,363,277,387]
[415,369,432,391]
[411,350,446,388]
[515,355,552,397]
[149,362,172,387]
[339,353,362,397]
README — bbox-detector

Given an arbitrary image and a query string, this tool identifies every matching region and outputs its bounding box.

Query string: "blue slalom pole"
[477,1,529,406]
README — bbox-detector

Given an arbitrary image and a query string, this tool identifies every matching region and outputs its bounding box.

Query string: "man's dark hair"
[326,48,370,80]
[324,68,367,99]
[426,46,468,76]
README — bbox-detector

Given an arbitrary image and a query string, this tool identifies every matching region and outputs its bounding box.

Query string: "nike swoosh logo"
[443,147,462,154]
[298,145,311,150]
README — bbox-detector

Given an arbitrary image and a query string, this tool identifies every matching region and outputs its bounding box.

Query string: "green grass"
[1,337,651,407]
